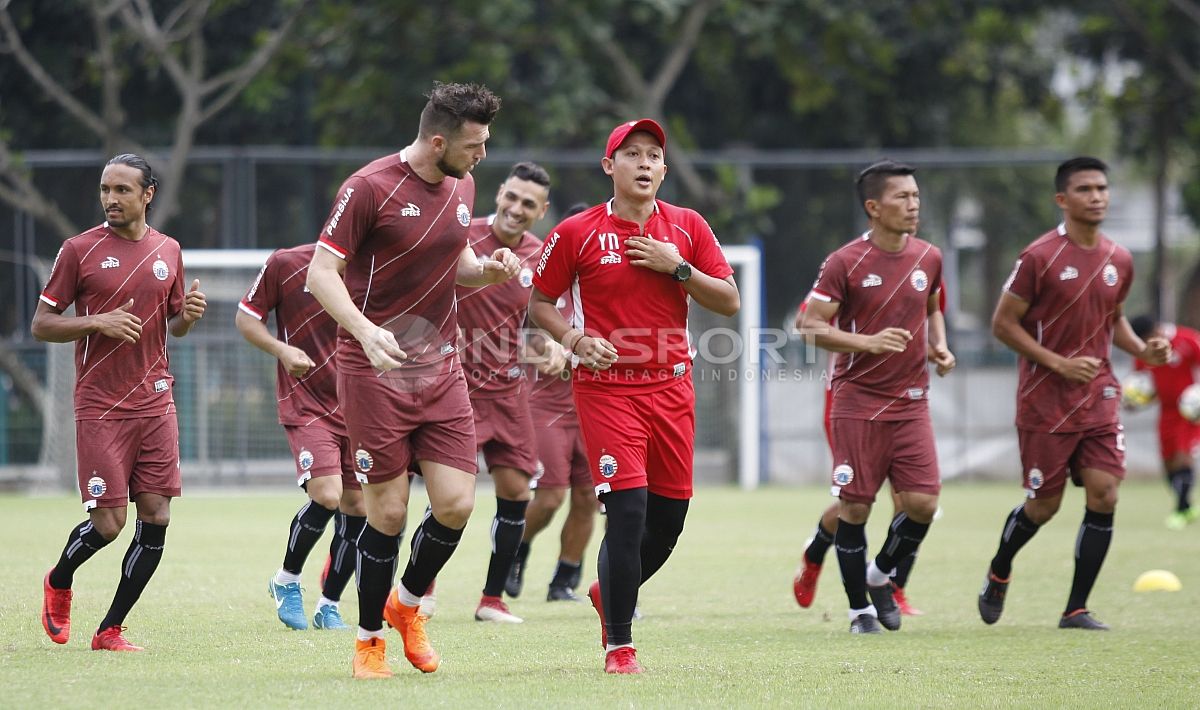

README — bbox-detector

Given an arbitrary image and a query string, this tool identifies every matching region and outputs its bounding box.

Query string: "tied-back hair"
[508,161,551,189]
[855,159,915,217]
[1055,156,1108,193]
[418,82,501,140]
[106,153,159,213]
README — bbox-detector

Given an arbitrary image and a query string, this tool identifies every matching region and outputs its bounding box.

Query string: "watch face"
[675,262,692,281]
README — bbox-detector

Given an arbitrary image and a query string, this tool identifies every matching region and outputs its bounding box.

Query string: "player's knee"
[1088,488,1118,513]
[308,487,341,511]
[537,487,568,511]
[434,494,474,528]
[1023,497,1061,525]
[91,515,125,541]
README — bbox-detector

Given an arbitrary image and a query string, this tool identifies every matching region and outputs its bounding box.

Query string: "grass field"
[1,480,1197,708]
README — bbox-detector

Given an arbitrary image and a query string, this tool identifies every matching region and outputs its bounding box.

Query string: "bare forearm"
[1112,316,1147,359]
[529,300,573,344]
[235,312,288,359]
[799,317,874,353]
[993,317,1062,370]
[683,274,740,317]
[168,313,195,338]
[31,311,98,343]
[928,310,948,351]
[306,266,376,342]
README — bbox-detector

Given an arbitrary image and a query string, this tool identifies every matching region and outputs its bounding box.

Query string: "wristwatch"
[671,260,692,282]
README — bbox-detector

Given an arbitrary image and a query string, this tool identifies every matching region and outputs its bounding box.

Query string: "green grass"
[1,481,1197,708]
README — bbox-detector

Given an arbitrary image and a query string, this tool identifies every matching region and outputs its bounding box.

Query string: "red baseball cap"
[605,119,667,158]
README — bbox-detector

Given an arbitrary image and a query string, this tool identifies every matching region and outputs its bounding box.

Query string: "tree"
[0,0,310,240]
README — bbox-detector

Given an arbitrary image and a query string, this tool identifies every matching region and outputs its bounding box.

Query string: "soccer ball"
[1121,371,1156,410]
[1179,384,1200,423]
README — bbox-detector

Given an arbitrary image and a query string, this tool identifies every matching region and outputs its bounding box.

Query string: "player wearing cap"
[798,160,955,635]
[529,119,739,673]
[456,161,552,623]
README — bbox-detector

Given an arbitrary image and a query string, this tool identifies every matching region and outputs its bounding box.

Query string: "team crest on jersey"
[832,464,854,487]
[519,267,534,288]
[910,269,929,292]
[87,475,107,498]
[298,449,314,471]
[152,259,170,281]
[1102,264,1118,286]
[355,449,374,473]
[457,203,471,227]
[101,256,120,269]
[598,454,618,479]
[1027,468,1044,490]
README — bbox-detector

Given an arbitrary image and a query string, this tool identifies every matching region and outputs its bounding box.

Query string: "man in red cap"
[529,119,740,673]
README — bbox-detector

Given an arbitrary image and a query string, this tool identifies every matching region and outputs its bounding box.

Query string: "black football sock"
[835,519,869,610]
[355,523,400,632]
[281,500,336,575]
[323,513,365,602]
[400,514,464,600]
[597,488,647,646]
[97,520,167,631]
[483,498,528,597]
[1065,508,1114,613]
[49,520,112,589]
[639,492,689,584]
[514,540,531,571]
[1168,466,1194,513]
[989,505,1040,579]
[873,513,930,576]
[892,552,917,589]
[551,560,582,589]
[804,520,836,566]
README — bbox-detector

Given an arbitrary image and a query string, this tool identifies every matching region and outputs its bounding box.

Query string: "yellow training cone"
[1133,570,1182,592]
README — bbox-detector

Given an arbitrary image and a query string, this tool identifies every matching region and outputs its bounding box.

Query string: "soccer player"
[35,153,206,651]
[236,243,367,631]
[978,157,1171,631]
[792,295,946,615]
[507,202,598,604]
[798,160,955,635]
[529,119,740,673]
[456,161,552,623]
[1129,315,1200,529]
[306,82,516,680]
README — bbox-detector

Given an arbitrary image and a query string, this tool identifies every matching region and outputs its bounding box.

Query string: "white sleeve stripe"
[317,240,347,259]
[237,301,266,320]
[39,294,60,307]
[809,290,833,303]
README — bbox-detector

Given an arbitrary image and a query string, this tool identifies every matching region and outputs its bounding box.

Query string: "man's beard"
[437,156,469,179]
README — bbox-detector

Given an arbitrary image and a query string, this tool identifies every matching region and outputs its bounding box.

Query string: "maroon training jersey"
[456,216,543,398]
[239,243,344,431]
[1135,325,1200,410]
[531,199,734,393]
[527,292,579,425]
[808,232,943,421]
[317,149,475,378]
[1006,224,1134,433]
[40,224,186,420]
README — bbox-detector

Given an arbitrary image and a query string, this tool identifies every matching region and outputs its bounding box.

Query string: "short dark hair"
[1130,314,1158,340]
[1055,156,1108,193]
[106,153,159,212]
[855,160,915,216]
[507,161,551,189]
[563,202,589,219]
[418,82,501,140]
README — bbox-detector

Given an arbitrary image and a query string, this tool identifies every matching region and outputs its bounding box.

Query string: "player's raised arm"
[1112,306,1170,366]
[799,297,911,355]
[992,290,1098,383]
[32,298,143,344]
[306,245,406,371]
[927,290,955,377]
[529,287,617,371]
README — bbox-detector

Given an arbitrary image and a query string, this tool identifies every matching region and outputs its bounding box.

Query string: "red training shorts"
[531,412,589,489]
[574,375,696,500]
[284,424,360,491]
[828,416,940,504]
[76,414,181,510]
[1158,411,1200,462]
[340,369,477,484]
[1018,423,1126,499]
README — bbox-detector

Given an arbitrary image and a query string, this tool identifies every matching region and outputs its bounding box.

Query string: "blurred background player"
[456,161,552,623]
[507,203,599,604]
[306,82,515,679]
[530,119,739,673]
[791,291,950,615]
[1129,315,1200,529]
[36,154,206,651]
[979,157,1170,631]
[237,243,366,631]
[797,160,954,634]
